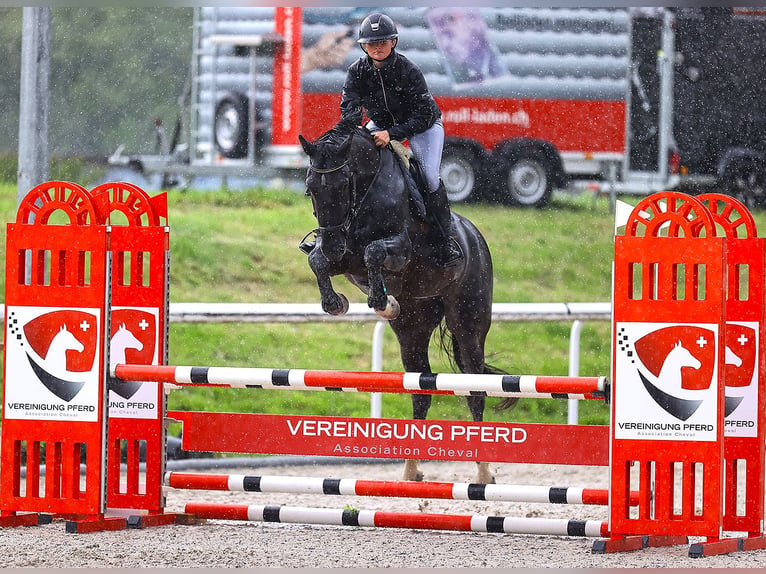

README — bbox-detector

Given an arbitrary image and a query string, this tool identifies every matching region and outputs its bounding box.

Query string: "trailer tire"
[440,144,484,203]
[214,91,266,159]
[497,149,553,207]
[723,156,766,208]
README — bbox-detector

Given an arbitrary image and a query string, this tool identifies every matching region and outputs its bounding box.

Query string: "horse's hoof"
[374,295,400,320]
[403,460,424,482]
[325,293,349,316]
[474,475,495,485]
[403,470,424,482]
[475,463,495,485]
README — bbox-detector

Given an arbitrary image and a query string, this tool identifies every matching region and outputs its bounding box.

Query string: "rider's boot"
[299,239,316,255]
[298,230,317,255]
[423,181,462,266]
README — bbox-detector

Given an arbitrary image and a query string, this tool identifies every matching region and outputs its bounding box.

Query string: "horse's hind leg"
[467,395,494,484]
[388,299,444,482]
[364,236,410,319]
[445,297,496,484]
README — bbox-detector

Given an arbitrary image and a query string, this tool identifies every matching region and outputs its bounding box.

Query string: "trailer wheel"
[724,157,766,208]
[214,92,249,159]
[498,150,553,207]
[440,144,482,203]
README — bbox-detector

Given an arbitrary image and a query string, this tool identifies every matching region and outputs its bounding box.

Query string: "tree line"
[0,7,194,160]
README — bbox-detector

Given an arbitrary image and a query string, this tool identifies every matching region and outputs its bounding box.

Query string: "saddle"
[387,141,427,221]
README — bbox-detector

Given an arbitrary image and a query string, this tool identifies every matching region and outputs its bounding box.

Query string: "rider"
[335,12,462,265]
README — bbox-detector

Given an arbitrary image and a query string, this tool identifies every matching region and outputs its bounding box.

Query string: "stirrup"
[298,229,318,255]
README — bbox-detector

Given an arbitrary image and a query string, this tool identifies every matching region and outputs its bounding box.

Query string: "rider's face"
[363,39,394,61]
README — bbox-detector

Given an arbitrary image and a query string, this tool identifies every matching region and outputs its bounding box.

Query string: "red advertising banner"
[300,93,626,154]
[169,411,609,467]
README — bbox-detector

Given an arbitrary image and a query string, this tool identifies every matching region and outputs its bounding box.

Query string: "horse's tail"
[437,323,519,412]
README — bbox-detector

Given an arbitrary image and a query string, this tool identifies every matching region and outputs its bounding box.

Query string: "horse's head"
[725,345,743,367]
[56,324,85,353]
[299,131,356,262]
[112,323,144,351]
[671,340,702,370]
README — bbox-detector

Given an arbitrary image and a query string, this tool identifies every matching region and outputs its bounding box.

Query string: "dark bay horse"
[298,126,514,483]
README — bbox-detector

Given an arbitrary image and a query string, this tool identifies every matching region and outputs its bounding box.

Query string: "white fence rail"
[168,302,611,324]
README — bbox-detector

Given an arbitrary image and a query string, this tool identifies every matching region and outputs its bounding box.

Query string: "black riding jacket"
[339,50,441,142]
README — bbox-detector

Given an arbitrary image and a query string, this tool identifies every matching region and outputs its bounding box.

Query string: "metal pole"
[17,7,51,204]
[370,320,386,418]
[567,320,583,425]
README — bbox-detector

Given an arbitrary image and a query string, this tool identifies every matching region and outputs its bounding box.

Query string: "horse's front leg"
[364,234,410,320]
[308,247,349,316]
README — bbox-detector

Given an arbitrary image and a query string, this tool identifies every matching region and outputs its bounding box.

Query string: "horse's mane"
[317,122,372,148]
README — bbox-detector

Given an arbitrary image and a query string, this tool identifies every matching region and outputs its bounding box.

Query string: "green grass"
[6,183,735,428]
[157,187,616,424]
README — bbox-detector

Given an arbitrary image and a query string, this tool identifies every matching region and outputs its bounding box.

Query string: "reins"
[308,160,349,182]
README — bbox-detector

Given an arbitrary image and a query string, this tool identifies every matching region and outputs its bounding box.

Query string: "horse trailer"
[108,7,766,207]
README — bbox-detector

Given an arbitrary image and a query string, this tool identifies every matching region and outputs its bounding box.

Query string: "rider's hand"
[372,130,391,147]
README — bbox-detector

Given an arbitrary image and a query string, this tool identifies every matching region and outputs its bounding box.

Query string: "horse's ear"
[299,134,315,156]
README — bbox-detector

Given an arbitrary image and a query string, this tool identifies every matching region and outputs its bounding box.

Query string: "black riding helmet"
[357,13,399,45]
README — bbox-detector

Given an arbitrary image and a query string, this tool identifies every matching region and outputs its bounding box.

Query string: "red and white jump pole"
[185,502,609,537]
[166,472,639,506]
[112,365,609,400]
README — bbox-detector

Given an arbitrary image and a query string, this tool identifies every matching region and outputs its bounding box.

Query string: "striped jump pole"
[112,365,609,400]
[185,502,609,538]
[166,472,638,507]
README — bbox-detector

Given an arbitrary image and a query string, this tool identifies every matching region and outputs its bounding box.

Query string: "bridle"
[306,159,358,235]
[303,130,380,252]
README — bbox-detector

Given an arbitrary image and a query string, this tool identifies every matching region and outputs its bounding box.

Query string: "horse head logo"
[46,324,85,371]
[20,310,99,402]
[107,311,157,401]
[658,340,702,394]
[633,326,716,421]
[723,323,758,417]
[109,323,144,367]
